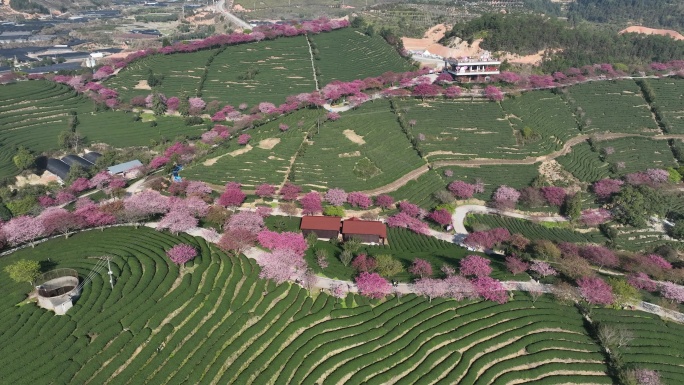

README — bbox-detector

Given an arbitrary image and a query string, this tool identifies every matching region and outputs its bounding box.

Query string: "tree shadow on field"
[39,259,58,272]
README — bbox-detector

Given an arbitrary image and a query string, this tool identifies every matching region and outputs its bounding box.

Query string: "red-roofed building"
[342,217,387,245]
[300,216,342,239]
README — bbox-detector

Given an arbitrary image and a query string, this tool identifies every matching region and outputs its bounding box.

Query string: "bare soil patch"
[203,145,253,166]
[134,80,152,90]
[620,26,684,40]
[258,138,280,150]
[343,129,366,145]
[339,151,361,158]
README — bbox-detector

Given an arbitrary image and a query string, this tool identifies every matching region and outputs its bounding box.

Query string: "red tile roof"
[300,216,342,231]
[342,218,387,238]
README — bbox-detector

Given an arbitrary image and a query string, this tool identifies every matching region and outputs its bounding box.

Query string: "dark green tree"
[13,146,34,171]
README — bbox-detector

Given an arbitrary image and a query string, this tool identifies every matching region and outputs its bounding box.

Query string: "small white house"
[107,160,143,179]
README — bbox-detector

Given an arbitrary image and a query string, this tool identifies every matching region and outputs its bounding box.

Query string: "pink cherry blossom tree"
[218,228,258,256]
[255,183,276,198]
[471,276,508,303]
[541,186,566,207]
[280,183,301,201]
[375,195,395,210]
[581,209,612,227]
[484,86,504,102]
[156,208,198,235]
[237,134,252,145]
[627,272,657,292]
[580,245,619,270]
[409,258,433,278]
[448,181,476,199]
[257,230,308,256]
[69,177,91,193]
[258,248,305,284]
[529,261,557,277]
[38,207,84,238]
[300,192,323,215]
[646,254,672,270]
[577,276,614,305]
[398,201,422,217]
[352,254,377,273]
[634,369,662,385]
[226,211,264,234]
[460,255,492,277]
[492,185,520,209]
[326,112,340,121]
[166,244,198,265]
[186,181,212,198]
[413,278,448,301]
[325,188,348,206]
[356,272,392,299]
[347,192,372,209]
[428,209,452,227]
[123,190,170,219]
[592,179,624,199]
[505,256,529,275]
[3,215,44,247]
[660,282,684,304]
[218,183,246,209]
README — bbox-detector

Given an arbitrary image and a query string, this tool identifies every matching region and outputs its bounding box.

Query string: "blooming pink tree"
[69,177,91,193]
[505,256,529,275]
[226,211,264,234]
[577,276,614,305]
[448,181,475,199]
[409,258,433,278]
[352,254,377,273]
[580,245,619,270]
[386,212,430,235]
[258,248,305,284]
[660,282,684,304]
[166,244,198,265]
[257,230,308,256]
[186,181,212,198]
[413,278,448,301]
[428,209,452,227]
[347,192,372,209]
[484,85,504,101]
[627,272,657,292]
[356,272,392,299]
[325,188,348,206]
[581,209,612,227]
[541,186,566,207]
[237,134,252,145]
[75,203,117,228]
[460,255,492,277]
[3,216,44,247]
[255,183,276,198]
[646,254,672,270]
[375,195,395,210]
[157,208,198,235]
[444,274,478,300]
[592,179,624,199]
[218,228,258,256]
[300,192,323,215]
[280,183,301,201]
[492,185,520,209]
[218,183,246,208]
[471,276,508,303]
[529,261,557,277]
[398,201,422,217]
[123,190,170,221]
[149,156,170,169]
[444,85,462,98]
[463,228,511,250]
[38,207,83,237]
[326,111,340,121]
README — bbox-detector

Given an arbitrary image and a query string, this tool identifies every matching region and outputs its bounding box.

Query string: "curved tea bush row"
[468,214,606,244]
[0,227,614,384]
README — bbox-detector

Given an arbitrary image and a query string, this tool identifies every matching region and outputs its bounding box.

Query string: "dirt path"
[359,164,430,196]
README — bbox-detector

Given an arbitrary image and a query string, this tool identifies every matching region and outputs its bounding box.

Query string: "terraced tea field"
[182,108,320,187]
[292,100,426,192]
[0,81,203,181]
[468,214,606,244]
[555,142,611,182]
[591,309,684,385]
[647,78,684,134]
[439,164,541,199]
[310,28,413,84]
[0,227,620,385]
[568,80,659,134]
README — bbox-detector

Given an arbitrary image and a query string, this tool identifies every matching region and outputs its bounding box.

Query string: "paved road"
[215,0,251,29]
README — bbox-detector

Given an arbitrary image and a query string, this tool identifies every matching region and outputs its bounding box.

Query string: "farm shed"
[82,151,102,164]
[46,158,71,181]
[300,216,342,239]
[61,155,93,169]
[107,160,143,178]
[342,218,387,245]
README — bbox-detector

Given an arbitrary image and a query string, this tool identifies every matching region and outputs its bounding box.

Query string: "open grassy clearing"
[568,80,659,134]
[591,309,684,385]
[0,227,617,385]
[292,100,426,192]
[182,109,320,187]
[648,78,684,134]
[310,28,413,84]
[0,81,204,181]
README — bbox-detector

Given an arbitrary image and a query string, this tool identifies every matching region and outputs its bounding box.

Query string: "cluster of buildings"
[45,151,142,183]
[300,216,387,245]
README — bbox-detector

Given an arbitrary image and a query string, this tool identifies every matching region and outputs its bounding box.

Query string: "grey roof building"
[46,158,71,180]
[61,155,93,168]
[82,152,102,164]
[107,160,143,175]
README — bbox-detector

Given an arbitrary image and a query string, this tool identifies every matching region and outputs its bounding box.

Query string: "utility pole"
[107,257,114,289]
